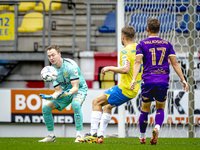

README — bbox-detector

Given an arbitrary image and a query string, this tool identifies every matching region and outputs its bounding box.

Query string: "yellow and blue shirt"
[118,43,143,98]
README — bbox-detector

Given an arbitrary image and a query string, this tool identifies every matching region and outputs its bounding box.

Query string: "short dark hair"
[147,19,160,33]
[121,26,135,41]
[46,44,60,53]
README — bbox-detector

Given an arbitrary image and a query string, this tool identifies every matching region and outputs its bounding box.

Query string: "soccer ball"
[41,66,57,82]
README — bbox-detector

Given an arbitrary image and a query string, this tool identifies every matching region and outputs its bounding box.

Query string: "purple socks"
[155,109,164,126]
[139,109,164,133]
[139,111,148,133]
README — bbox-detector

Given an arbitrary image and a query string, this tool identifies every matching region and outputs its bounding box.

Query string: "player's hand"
[101,67,110,75]
[130,80,135,91]
[182,80,189,92]
[57,89,72,99]
[39,94,54,100]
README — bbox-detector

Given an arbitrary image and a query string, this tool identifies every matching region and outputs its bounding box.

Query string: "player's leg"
[79,85,131,143]
[150,101,166,145]
[78,93,108,143]
[72,98,83,142]
[97,104,115,143]
[71,90,87,142]
[139,100,151,144]
[94,85,131,143]
[139,83,154,144]
[92,85,130,138]
[38,101,57,142]
[154,101,166,132]
[150,83,168,145]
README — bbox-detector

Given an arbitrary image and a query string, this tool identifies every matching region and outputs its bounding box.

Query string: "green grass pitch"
[0,137,200,150]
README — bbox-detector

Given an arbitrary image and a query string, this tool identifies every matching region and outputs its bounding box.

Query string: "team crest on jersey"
[121,50,127,54]
[136,48,141,52]
[122,55,127,60]
[64,72,68,77]
[74,70,78,76]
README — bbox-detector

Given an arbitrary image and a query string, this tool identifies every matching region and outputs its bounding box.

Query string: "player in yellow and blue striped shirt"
[79,26,143,143]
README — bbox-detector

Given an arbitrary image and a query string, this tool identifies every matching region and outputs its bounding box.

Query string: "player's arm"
[102,65,129,75]
[69,79,79,94]
[57,79,79,98]
[169,55,189,92]
[52,85,63,98]
[130,55,143,90]
[39,85,63,100]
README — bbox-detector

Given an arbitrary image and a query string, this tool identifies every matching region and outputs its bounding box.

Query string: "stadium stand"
[34,0,61,12]
[129,13,151,32]
[9,2,36,12]
[142,0,168,12]
[94,51,117,89]
[98,12,116,33]
[124,0,141,12]
[176,13,200,33]
[18,12,43,32]
[175,0,188,12]
[0,60,18,83]
[99,69,115,89]
[157,13,176,32]
[0,0,10,11]
[198,5,200,12]
[0,5,9,11]
[168,0,199,12]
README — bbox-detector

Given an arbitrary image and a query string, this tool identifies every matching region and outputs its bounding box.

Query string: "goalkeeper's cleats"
[75,135,82,142]
[150,128,159,145]
[78,133,98,143]
[38,135,56,142]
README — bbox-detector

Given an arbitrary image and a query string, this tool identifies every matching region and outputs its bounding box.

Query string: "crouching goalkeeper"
[39,44,88,142]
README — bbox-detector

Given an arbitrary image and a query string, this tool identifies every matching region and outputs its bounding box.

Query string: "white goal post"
[117,0,200,138]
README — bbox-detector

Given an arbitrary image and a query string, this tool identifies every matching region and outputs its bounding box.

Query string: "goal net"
[118,0,200,138]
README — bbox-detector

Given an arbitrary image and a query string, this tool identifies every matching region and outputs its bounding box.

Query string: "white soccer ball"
[41,66,57,82]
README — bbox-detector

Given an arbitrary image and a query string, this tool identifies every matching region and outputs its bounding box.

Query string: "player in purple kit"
[130,19,188,145]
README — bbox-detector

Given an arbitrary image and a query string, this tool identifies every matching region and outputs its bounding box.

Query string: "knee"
[42,105,52,114]
[92,97,103,107]
[103,104,112,111]
[102,105,113,114]
[156,101,166,110]
[141,104,150,113]
[72,100,81,113]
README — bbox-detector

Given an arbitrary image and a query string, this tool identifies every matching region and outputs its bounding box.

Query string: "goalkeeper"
[38,44,88,143]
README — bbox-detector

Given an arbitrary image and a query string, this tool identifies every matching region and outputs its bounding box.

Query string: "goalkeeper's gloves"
[39,94,55,100]
[57,89,72,99]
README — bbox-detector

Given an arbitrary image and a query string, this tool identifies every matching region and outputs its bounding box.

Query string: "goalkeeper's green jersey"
[52,58,88,92]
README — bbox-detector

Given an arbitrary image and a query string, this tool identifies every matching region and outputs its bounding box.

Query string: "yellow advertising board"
[0,13,15,40]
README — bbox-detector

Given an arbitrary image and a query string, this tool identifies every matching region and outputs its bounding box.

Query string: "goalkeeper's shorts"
[51,88,87,111]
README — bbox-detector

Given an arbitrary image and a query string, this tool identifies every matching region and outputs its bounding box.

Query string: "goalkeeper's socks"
[42,105,54,131]
[90,111,102,135]
[155,109,164,129]
[48,130,55,137]
[72,100,83,131]
[98,113,111,136]
[139,111,148,133]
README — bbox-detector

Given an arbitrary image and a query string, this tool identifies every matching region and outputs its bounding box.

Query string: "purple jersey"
[136,37,176,83]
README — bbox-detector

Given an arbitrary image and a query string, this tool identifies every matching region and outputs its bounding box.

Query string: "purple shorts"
[141,82,168,103]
